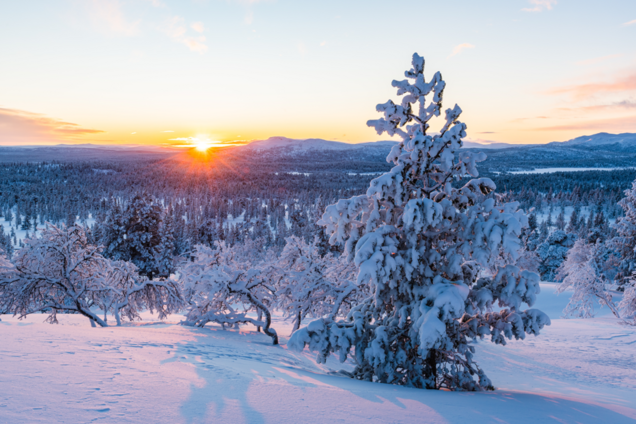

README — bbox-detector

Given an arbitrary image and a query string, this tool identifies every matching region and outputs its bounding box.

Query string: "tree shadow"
[162,324,636,423]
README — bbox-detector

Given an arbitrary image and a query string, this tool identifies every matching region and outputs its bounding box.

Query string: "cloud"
[169,137,244,148]
[547,72,636,100]
[534,115,636,132]
[87,0,139,36]
[0,108,104,145]
[162,130,174,133]
[576,53,622,66]
[478,132,497,134]
[191,22,205,33]
[557,100,636,113]
[164,16,207,53]
[448,43,475,58]
[623,19,636,26]
[522,0,557,12]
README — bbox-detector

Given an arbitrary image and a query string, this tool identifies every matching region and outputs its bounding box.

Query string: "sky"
[0,0,635,147]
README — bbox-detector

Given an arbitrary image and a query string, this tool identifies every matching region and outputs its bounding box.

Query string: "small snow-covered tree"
[289,54,550,391]
[93,259,184,326]
[611,180,636,289]
[0,225,183,327]
[0,225,111,326]
[0,253,13,320]
[536,230,576,281]
[180,240,279,344]
[619,277,636,325]
[275,236,359,333]
[556,240,620,319]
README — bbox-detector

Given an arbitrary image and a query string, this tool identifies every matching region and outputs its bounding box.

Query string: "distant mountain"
[549,132,636,151]
[3,132,636,172]
[0,143,177,162]
[463,141,533,149]
[241,136,532,152]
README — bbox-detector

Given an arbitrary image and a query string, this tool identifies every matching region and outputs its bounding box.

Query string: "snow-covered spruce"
[556,240,620,319]
[275,235,361,333]
[98,194,176,281]
[0,224,183,327]
[288,53,550,391]
[179,240,279,344]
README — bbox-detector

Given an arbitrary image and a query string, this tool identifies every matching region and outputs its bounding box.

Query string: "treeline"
[1,158,635,264]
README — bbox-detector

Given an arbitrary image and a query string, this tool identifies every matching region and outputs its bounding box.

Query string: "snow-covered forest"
[2,54,636,422]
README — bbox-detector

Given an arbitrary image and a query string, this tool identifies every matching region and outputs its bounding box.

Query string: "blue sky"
[0,0,635,146]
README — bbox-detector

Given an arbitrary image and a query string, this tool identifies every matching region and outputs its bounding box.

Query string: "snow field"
[1,284,635,424]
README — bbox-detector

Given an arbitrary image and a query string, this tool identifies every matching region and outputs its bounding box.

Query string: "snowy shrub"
[0,225,183,327]
[93,260,184,326]
[179,240,279,344]
[288,54,550,391]
[536,230,576,281]
[275,236,361,333]
[556,240,620,319]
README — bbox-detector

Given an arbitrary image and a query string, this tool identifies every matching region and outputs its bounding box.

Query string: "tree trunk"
[425,349,438,390]
[245,292,278,345]
[292,310,301,334]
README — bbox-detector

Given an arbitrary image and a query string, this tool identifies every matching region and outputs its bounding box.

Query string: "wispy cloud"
[87,0,139,36]
[191,22,205,33]
[522,0,557,12]
[0,108,104,145]
[448,43,474,58]
[164,16,207,53]
[547,72,636,100]
[576,53,622,66]
[162,130,174,133]
[623,19,636,26]
[535,115,636,132]
[557,100,636,113]
[169,136,245,148]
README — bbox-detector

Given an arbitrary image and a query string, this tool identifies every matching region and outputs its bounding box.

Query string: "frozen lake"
[509,167,635,175]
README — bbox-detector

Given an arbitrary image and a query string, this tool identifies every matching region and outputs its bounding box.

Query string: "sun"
[188,136,215,151]
[193,139,214,151]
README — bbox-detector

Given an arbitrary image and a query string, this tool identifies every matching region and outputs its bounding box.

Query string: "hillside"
[1,285,634,423]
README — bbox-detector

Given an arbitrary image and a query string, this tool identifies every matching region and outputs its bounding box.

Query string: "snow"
[1,285,635,423]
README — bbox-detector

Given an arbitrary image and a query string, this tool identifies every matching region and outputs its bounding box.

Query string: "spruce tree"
[289,53,550,391]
